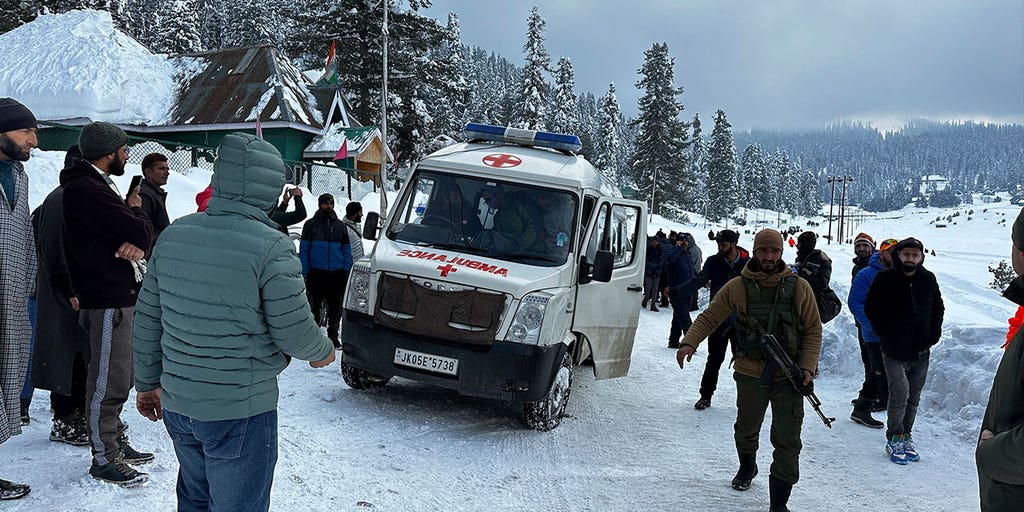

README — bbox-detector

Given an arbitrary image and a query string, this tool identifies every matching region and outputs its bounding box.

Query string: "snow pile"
[0,10,176,125]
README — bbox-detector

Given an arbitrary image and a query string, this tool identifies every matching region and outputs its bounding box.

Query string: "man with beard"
[299,193,352,348]
[670,229,750,410]
[0,98,38,500]
[62,122,155,487]
[865,237,944,465]
[676,229,822,512]
[138,153,170,238]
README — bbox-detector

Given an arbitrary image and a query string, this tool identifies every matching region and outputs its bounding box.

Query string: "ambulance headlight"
[506,294,549,344]
[345,263,372,313]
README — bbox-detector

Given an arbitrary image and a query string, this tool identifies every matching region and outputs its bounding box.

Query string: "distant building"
[919,175,950,196]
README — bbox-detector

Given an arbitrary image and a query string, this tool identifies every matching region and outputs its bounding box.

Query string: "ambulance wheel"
[341,361,391,390]
[523,352,573,432]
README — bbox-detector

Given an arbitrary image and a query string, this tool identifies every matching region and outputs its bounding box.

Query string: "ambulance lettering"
[396,250,508,277]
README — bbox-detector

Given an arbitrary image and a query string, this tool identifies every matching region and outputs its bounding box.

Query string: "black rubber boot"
[769,475,793,512]
[731,453,758,491]
[850,404,883,428]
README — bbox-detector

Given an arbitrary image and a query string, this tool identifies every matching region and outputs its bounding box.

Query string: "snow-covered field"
[3,150,1016,511]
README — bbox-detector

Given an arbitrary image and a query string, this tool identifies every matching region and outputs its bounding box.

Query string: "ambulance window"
[609,204,640,268]
[585,203,609,263]
[578,195,596,251]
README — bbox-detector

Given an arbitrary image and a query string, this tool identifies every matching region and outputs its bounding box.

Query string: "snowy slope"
[4,152,1013,511]
[0,10,176,125]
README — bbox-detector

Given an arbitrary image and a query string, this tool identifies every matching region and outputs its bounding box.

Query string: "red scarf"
[1007,306,1024,349]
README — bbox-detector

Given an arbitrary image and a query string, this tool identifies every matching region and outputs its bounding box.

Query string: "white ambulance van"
[340,124,647,430]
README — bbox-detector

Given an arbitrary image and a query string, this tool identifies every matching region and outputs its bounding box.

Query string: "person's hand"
[136,388,162,421]
[127,186,142,208]
[309,350,336,368]
[115,242,145,261]
[802,369,814,386]
[676,345,695,369]
[979,429,994,447]
[69,297,79,312]
[291,188,303,198]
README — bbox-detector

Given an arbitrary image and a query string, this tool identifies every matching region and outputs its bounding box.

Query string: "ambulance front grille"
[373,274,507,346]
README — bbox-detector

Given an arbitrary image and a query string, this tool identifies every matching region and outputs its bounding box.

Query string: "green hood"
[211,132,284,213]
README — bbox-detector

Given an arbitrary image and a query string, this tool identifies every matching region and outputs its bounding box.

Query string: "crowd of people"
[647,217,1022,511]
[0,96,1021,511]
[0,99,365,508]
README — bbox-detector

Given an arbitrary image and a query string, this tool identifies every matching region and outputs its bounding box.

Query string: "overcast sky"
[423,0,1024,132]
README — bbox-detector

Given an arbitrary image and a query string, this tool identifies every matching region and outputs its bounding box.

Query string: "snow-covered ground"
[3,150,1015,511]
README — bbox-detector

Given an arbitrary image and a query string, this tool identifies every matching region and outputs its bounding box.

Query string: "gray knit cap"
[1013,207,1024,252]
[79,122,128,160]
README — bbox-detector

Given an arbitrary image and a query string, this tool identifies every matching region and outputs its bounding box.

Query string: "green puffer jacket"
[133,133,333,422]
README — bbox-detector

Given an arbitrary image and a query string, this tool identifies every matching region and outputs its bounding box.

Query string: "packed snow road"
[6,304,979,511]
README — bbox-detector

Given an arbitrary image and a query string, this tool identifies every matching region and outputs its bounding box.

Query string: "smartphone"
[126,175,142,202]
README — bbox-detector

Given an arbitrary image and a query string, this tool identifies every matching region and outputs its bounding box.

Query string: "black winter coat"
[864,259,944,362]
[30,186,90,394]
[139,179,169,238]
[852,253,872,282]
[794,248,833,294]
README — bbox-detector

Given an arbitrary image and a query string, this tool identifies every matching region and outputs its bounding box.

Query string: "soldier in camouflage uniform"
[677,229,822,512]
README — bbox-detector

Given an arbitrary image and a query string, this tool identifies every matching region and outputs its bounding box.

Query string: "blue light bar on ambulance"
[463,123,583,153]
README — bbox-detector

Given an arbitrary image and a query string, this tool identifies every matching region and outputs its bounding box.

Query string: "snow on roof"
[922,174,948,181]
[304,125,393,161]
[0,10,175,125]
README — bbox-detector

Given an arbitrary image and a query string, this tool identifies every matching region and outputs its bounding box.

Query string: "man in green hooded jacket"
[132,133,334,511]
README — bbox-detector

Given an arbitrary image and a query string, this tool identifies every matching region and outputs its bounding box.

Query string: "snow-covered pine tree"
[427,12,470,138]
[769,149,794,214]
[704,109,738,222]
[799,165,822,215]
[156,0,202,54]
[516,6,550,131]
[220,0,276,48]
[678,113,704,212]
[575,91,599,159]
[549,57,578,135]
[594,83,622,186]
[629,42,689,218]
[739,143,765,208]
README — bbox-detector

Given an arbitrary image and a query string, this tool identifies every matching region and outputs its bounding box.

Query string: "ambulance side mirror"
[592,250,614,282]
[363,211,380,241]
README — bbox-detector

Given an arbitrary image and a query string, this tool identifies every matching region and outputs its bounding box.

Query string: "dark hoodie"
[61,159,154,309]
[863,253,944,362]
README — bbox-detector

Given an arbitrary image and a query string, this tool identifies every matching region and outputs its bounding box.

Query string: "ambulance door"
[573,198,646,379]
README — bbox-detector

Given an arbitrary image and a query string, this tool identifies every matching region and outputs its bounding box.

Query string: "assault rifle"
[761,334,836,428]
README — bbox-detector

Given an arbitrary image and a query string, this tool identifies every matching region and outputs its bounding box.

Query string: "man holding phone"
[270,186,306,233]
[138,153,170,238]
[61,122,155,487]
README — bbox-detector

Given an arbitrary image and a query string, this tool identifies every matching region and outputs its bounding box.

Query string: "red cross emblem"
[482,153,522,168]
[436,264,458,277]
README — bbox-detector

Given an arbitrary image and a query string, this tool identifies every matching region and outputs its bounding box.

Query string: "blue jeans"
[668,291,692,345]
[164,409,278,512]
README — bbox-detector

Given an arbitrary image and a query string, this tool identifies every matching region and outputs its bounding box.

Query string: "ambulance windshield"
[387,170,579,267]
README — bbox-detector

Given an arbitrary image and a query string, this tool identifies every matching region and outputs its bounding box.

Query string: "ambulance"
[340,123,647,431]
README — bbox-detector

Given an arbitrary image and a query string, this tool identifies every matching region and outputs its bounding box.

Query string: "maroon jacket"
[60,159,153,309]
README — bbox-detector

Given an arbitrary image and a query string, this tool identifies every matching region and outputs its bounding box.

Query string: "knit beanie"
[0,98,36,133]
[79,122,128,160]
[854,232,875,248]
[797,231,817,249]
[1013,207,1024,252]
[318,193,335,205]
[753,229,784,252]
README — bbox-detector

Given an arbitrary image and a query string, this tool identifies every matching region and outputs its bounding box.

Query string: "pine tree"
[156,0,202,54]
[594,83,621,186]
[428,12,470,138]
[704,109,738,222]
[682,112,705,212]
[220,0,276,48]
[549,57,578,135]
[629,42,689,218]
[769,150,794,214]
[516,6,550,130]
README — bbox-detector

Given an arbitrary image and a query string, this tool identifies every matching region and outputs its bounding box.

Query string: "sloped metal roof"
[304,125,393,162]
[168,45,324,130]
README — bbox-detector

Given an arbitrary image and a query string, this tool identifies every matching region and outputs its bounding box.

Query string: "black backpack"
[815,287,843,324]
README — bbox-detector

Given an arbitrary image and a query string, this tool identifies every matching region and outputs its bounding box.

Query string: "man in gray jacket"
[133,133,334,511]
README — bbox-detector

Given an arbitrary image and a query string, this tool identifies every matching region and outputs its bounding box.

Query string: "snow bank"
[0,10,176,124]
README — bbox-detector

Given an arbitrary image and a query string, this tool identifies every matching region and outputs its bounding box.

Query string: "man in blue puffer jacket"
[848,238,898,428]
[300,193,353,348]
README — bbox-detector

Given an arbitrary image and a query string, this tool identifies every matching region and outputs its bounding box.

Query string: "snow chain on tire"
[341,361,391,390]
[523,352,574,432]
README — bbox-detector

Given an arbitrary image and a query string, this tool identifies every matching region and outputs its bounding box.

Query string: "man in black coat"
[865,237,944,465]
[671,229,749,409]
[794,231,842,323]
[30,146,90,447]
[138,152,170,238]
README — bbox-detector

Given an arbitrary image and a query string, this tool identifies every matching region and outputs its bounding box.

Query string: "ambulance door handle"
[627,284,643,292]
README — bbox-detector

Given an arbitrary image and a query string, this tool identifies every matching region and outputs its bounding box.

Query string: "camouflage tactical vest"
[734,275,802,361]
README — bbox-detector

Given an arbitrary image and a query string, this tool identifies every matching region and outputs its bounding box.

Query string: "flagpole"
[379,0,390,221]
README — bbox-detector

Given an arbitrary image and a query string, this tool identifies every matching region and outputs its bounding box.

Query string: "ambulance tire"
[341,361,391,390]
[523,352,573,432]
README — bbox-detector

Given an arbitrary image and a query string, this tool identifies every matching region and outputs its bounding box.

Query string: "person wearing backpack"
[793,231,843,324]
[676,229,822,512]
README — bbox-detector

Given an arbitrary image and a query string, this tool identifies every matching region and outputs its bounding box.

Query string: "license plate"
[393,348,459,376]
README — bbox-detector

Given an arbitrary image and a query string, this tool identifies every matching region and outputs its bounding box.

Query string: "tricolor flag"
[333,136,348,161]
[323,41,338,84]
[255,117,263,139]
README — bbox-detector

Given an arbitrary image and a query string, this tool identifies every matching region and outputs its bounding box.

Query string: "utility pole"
[379,0,390,220]
[826,176,838,244]
[838,175,853,243]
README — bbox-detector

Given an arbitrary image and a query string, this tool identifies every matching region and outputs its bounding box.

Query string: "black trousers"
[51,350,88,420]
[306,268,348,340]
[856,332,888,407]
[699,323,734,400]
